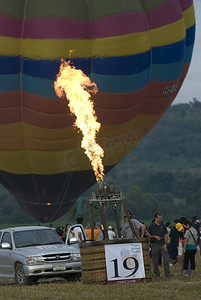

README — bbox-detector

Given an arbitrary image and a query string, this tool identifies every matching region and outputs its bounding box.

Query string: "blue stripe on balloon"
[92,51,151,75]
[22,75,56,97]
[150,60,183,81]
[23,57,91,80]
[0,61,188,94]
[92,68,150,93]
[0,69,150,94]
[152,40,185,64]
[186,24,195,47]
[0,56,20,74]
[0,60,187,94]
[22,54,151,78]
[0,74,20,92]
[184,44,194,64]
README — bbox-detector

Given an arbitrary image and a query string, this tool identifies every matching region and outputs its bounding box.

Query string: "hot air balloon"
[0,0,196,222]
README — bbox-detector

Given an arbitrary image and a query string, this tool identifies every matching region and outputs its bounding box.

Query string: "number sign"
[104,243,145,283]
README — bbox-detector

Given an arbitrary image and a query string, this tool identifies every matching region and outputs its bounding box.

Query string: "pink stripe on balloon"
[23,12,148,39]
[0,1,194,40]
[146,0,183,29]
[0,15,22,37]
[178,0,194,11]
[90,12,149,38]
[23,17,89,39]
[0,13,148,39]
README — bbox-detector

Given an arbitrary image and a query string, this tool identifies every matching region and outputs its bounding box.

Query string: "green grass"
[0,254,201,300]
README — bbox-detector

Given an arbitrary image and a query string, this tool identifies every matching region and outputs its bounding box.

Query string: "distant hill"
[115,98,201,173]
[0,99,201,225]
[101,98,201,223]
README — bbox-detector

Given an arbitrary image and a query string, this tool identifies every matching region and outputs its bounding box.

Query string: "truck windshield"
[14,229,63,248]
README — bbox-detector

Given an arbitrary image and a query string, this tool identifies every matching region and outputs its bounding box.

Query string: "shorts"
[178,242,182,256]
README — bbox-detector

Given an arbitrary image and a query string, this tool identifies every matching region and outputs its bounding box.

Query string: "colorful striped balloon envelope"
[0,0,196,222]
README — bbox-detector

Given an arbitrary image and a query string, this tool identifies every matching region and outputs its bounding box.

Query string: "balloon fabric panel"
[0,0,196,222]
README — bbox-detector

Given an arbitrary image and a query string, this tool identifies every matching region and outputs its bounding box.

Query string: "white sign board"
[104,243,145,283]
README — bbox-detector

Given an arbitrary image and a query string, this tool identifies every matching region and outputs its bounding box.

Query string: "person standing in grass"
[147,212,170,277]
[182,219,198,276]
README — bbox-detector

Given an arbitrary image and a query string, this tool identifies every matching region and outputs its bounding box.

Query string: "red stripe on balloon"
[0,90,147,127]
[23,12,148,39]
[0,87,148,112]
[0,6,183,40]
[90,12,148,38]
[147,0,183,29]
[0,1,193,39]
[178,0,194,11]
[23,17,89,39]
[0,15,22,37]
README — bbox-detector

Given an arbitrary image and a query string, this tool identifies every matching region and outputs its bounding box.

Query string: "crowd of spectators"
[54,213,201,277]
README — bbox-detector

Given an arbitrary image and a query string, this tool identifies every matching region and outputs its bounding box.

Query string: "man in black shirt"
[147,212,170,277]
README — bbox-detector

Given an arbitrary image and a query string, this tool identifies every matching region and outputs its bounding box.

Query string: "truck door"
[0,232,14,277]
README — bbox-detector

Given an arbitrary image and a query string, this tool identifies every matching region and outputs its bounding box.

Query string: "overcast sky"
[174,0,201,104]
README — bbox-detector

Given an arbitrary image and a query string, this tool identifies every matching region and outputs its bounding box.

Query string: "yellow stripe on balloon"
[150,18,186,47]
[182,4,195,29]
[0,37,21,56]
[0,122,76,139]
[0,110,162,151]
[0,18,186,59]
[20,32,152,58]
[0,113,162,174]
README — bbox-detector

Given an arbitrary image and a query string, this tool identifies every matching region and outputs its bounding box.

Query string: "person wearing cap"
[108,226,116,240]
[147,212,170,277]
[176,222,183,232]
[167,220,182,263]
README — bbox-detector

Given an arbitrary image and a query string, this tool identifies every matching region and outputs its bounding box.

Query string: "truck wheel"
[15,263,33,286]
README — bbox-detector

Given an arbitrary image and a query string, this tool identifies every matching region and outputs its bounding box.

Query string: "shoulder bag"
[188,229,199,246]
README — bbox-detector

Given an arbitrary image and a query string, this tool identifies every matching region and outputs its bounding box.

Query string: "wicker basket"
[80,238,151,284]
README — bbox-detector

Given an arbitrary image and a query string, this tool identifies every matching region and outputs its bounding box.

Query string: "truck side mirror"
[1,242,11,249]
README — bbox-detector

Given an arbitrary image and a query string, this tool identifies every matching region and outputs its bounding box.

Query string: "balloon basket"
[80,238,151,284]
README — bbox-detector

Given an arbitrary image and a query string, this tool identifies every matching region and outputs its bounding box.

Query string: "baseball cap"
[108,226,112,230]
[176,222,183,231]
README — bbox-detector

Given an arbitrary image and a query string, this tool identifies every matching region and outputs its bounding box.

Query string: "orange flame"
[54,60,104,183]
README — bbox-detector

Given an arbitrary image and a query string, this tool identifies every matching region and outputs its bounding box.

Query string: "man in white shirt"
[108,226,116,240]
[73,217,84,242]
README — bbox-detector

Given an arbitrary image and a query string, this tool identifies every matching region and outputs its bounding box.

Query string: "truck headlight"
[26,256,43,265]
[72,253,81,261]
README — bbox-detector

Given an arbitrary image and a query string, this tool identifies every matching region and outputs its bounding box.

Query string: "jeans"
[151,243,170,277]
[183,249,197,270]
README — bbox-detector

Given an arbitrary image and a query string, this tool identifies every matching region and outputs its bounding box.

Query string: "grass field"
[0,253,201,300]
